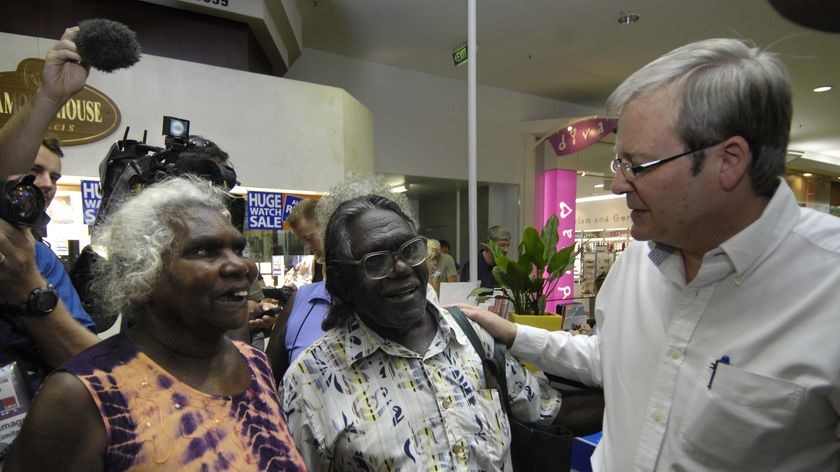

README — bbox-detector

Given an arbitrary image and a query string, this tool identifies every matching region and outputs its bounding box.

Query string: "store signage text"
[80,180,102,225]
[547,116,617,157]
[536,169,577,304]
[0,58,121,145]
[247,191,285,230]
[577,213,630,225]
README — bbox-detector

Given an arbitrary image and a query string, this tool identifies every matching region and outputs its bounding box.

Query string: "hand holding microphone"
[40,19,141,104]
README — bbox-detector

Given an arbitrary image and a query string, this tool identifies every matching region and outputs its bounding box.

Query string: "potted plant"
[470,214,577,331]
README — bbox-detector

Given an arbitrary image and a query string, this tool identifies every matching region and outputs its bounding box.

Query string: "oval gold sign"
[0,58,121,146]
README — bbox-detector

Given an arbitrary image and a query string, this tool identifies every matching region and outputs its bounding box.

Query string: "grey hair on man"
[606,38,791,197]
[91,176,231,323]
[485,225,511,244]
[318,174,415,330]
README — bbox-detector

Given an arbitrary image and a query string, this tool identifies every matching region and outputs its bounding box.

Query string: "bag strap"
[447,306,514,416]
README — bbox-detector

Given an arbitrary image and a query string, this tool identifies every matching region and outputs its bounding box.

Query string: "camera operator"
[0,27,99,387]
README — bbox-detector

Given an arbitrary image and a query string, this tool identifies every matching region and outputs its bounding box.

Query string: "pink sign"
[546,116,617,157]
[535,169,577,309]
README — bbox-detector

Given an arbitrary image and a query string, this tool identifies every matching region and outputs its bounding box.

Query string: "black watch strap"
[1,284,59,317]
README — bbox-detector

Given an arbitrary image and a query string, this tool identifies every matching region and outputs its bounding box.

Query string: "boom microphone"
[76,18,141,73]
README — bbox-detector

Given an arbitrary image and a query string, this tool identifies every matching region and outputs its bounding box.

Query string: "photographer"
[0,27,99,382]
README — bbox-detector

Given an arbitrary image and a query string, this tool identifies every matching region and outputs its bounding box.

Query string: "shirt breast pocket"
[677,363,805,471]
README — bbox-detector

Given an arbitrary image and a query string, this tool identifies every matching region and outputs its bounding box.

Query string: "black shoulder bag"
[448,307,573,472]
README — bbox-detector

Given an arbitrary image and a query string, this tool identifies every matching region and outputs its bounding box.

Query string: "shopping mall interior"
[1,0,838,294]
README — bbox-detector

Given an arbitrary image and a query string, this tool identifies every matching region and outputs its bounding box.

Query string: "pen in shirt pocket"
[707,355,730,389]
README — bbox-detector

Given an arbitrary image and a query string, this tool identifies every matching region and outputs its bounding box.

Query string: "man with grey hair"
[459,224,512,288]
[282,176,563,471]
[466,38,840,470]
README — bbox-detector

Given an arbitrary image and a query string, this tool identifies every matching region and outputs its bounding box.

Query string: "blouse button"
[452,443,466,456]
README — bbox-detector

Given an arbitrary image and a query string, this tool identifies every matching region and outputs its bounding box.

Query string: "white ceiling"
[293,0,840,197]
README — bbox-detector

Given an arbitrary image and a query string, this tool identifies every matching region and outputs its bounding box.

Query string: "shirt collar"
[300,280,330,304]
[648,178,800,283]
[342,300,468,366]
[717,179,799,278]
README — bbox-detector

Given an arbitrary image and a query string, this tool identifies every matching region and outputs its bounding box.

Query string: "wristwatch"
[2,285,59,317]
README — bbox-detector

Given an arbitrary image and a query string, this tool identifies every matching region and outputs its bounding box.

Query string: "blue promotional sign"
[282,195,304,221]
[80,180,101,225]
[247,191,285,230]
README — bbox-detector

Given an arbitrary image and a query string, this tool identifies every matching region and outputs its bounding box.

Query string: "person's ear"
[717,135,752,191]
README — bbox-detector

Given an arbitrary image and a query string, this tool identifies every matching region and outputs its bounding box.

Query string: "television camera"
[95,115,238,226]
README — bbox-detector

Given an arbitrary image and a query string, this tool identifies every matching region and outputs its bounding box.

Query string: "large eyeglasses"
[611,141,721,182]
[335,236,428,280]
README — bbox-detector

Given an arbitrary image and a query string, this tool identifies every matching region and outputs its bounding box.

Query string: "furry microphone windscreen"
[76,19,141,73]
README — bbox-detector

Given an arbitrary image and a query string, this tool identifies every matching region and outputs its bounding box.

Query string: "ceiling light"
[617,12,640,25]
[390,184,408,193]
[577,194,624,203]
[593,183,604,189]
[802,173,813,177]
[813,86,833,93]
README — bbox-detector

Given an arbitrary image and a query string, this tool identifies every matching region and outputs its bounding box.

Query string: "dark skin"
[3,209,256,471]
[344,208,437,355]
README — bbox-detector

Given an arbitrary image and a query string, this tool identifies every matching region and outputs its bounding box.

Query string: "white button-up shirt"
[513,180,840,471]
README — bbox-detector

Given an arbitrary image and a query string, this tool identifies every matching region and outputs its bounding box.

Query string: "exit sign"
[452,43,468,67]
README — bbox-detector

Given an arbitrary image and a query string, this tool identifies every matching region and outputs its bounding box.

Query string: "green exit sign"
[452,43,468,67]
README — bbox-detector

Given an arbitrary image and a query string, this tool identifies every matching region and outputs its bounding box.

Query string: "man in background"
[460,225,511,288]
[437,239,459,282]
[286,198,324,283]
[267,198,329,382]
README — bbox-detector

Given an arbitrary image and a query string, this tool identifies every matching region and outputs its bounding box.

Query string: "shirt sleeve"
[511,324,603,387]
[507,355,563,423]
[281,367,330,472]
[472,319,562,423]
[35,241,96,332]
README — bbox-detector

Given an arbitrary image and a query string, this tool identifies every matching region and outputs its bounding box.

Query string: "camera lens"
[0,175,49,227]
[6,185,40,219]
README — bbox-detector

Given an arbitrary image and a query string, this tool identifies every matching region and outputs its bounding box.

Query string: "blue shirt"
[34,241,94,331]
[460,249,498,288]
[285,280,329,364]
[1,241,95,376]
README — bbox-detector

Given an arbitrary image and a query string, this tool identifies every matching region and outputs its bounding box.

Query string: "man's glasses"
[611,141,722,181]
[335,236,428,280]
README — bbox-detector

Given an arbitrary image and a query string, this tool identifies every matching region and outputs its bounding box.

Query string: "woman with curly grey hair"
[4,176,307,472]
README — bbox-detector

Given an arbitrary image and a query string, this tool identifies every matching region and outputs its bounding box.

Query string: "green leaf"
[547,243,577,275]
[540,215,560,261]
[482,215,577,315]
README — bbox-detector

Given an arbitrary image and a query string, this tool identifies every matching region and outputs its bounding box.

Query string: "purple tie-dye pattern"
[180,411,200,435]
[59,334,307,471]
[157,374,174,389]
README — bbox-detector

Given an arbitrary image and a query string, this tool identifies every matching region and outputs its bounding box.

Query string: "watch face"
[29,286,59,315]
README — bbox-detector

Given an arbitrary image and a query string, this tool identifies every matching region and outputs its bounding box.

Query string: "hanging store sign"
[546,116,617,157]
[0,59,121,146]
